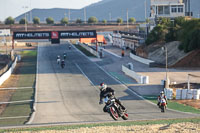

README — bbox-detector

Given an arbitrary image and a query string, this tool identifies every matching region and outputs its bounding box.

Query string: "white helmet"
[160,91,164,95]
[100,82,107,91]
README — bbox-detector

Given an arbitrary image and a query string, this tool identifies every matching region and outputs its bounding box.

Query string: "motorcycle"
[69,45,71,49]
[61,62,65,69]
[160,98,167,113]
[103,96,128,120]
[63,54,66,60]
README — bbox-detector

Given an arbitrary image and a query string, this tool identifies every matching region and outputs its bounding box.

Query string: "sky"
[0,0,101,21]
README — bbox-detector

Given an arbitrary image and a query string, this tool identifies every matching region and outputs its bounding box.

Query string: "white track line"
[0,87,33,90]
[0,100,33,104]
[0,116,30,120]
[74,63,98,91]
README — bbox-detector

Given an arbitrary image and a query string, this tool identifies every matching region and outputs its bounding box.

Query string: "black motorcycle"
[103,96,128,120]
[61,61,65,69]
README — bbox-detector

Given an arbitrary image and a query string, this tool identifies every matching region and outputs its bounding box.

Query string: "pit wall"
[0,57,17,86]
[122,65,149,84]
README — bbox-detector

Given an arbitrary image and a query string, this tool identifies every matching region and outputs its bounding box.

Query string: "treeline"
[3,16,136,25]
[146,17,200,53]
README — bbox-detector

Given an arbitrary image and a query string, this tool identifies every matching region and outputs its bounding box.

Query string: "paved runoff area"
[31,43,200,124]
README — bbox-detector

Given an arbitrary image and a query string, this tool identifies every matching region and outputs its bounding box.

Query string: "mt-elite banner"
[13,30,97,40]
[59,30,97,39]
[13,31,51,39]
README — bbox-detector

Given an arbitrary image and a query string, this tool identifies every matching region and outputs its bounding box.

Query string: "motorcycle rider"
[57,55,61,64]
[99,83,126,112]
[63,52,67,59]
[157,91,167,107]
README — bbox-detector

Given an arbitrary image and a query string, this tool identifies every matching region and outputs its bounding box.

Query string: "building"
[112,31,144,50]
[150,0,185,19]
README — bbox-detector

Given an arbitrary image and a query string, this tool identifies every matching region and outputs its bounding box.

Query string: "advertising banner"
[59,30,97,39]
[13,31,51,39]
[13,30,96,40]
[0,29,11,36]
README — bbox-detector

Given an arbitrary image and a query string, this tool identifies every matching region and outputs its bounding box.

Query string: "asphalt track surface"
[31,43,200,124]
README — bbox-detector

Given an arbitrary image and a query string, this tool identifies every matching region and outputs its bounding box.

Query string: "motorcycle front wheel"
[122,112,128,120]
[109,106,119,120]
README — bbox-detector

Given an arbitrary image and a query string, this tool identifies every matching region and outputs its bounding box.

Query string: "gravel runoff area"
[9,122,200,133]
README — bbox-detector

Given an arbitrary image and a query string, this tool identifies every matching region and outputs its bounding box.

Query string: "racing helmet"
[100,82,107,91]
[160,91,164,95]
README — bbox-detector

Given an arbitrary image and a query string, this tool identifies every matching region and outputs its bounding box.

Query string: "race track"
[31,43,200,124]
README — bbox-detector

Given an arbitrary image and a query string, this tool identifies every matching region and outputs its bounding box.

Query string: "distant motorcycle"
[61,60,65,69]
[63,54,66,60]
[159,98,167,113]
[69,45,71,50]
[103,96,128,120]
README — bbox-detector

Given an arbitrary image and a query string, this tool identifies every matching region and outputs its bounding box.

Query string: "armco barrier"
[130,53,154,65]
[79,43,99,58]
[122,65,149,84]
[0,57,17,86]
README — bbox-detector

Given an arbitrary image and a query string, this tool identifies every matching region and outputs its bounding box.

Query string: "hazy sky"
[0,0,101,21]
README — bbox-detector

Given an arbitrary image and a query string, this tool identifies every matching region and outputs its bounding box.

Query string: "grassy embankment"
[1,117,199,132]
[74,44,96,57]
[0,51,37,126]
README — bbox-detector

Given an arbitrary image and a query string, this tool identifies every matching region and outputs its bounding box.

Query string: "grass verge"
[143,95,200,114]
[1,117,200,132]
[74,44,96,57]
[0,50,37,126]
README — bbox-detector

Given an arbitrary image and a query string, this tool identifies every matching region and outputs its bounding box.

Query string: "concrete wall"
[130,53,154,65]
[0,57,17,86]
[122,65,149,84]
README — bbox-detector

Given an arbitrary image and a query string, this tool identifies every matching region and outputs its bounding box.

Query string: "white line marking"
[0,100,33,104]
[103,49,122,58]
[0,87,33,90]
[74,63,98,91]
[0,116,29,120]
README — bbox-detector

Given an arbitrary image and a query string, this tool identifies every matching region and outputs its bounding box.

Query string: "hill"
[15,0,150,22]
[15,0,200,23]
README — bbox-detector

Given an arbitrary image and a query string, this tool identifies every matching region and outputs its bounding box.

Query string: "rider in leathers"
[99,83,126,112]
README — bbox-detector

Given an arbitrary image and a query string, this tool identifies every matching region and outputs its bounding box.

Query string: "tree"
[128,17,136,24]
[61,17,68,24]
[117,18,123,25]
[33,17,40,24]
[76,18,82,24]
[88,16,98,24]
[5,16,15,25]
[102,19,107,24]
[146,18,150,23]
[19,18,28,24]
[145,24,166,45]
[174,16,185,26]
[46,17,54,24]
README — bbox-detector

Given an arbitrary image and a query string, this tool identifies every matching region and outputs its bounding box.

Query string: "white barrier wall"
[164,88,173,100]
[176,89,200,100]
[130,53,154,65]
[79,43,99,58]
[122,65,149,84]
[0,57,17,86]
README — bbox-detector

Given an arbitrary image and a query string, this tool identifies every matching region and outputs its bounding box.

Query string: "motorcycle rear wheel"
[109,107,119,120]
